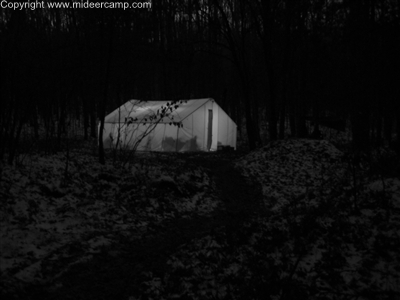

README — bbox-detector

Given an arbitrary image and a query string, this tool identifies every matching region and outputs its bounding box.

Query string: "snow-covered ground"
[236,139,345,211]
[0,150,219,289]
[2,139,399,300]
[236,139,400,298]
[135,139,400,300]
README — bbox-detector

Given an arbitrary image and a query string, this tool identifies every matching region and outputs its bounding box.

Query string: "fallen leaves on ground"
[1,139,400,300]
[134,139,400,300]
[0,149,219,293]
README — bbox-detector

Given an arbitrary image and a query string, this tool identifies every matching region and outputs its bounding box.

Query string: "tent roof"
[104,98,213,124]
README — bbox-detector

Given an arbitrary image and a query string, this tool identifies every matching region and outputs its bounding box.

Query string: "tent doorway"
[207,109,213,151]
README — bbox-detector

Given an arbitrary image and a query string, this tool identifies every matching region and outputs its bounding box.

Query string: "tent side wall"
[177,99,215,151]
[100,98,237,151]
[201,100,237,151]
[101,122,181,151]
[215,104,237,150]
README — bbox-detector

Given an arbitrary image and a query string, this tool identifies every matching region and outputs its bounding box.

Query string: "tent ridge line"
[104,98,213,124]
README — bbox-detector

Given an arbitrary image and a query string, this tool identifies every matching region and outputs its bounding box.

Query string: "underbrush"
[0,146,221,298]
[131,140,400,300]
[1,139,399,300]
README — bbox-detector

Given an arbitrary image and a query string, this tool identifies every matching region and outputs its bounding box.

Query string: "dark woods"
[1,0,399,164]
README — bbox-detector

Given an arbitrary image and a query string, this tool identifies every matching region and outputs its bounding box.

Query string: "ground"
[1,139,400,300]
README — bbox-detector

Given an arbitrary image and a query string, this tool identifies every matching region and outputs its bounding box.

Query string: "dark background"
[1,0,399,163]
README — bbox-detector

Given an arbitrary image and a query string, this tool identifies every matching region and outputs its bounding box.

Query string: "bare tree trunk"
[90,108,97,138]
[351,110,370,151]
[311,99,322,139]
[296,113,308,138]
[252,93,262,146]
[99,19,114,165]
[376,115,383,146]
[384,115,393,144]
[259,0,278,141]
[33,114,39,139]
[57,98,67,150]
[289,113,296,137]
[279,104,286,139]
[83,99,89,140]
[348,0,371,152]
[8,117,25,165]
[210,0,257,150]
[265,60,278,141]
[243,83,257,150]
[396,112,400,146]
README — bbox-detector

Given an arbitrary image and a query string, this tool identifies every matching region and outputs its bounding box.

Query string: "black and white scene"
[1,0,400,299]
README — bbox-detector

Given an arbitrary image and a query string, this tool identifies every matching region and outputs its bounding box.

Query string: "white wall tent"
[101,98,237,152]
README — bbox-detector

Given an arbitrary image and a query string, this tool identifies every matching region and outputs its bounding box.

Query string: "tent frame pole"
[175,127,180,152]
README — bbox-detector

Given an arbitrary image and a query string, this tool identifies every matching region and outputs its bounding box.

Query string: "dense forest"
[1,0,400,163]
[1,2,400,299]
